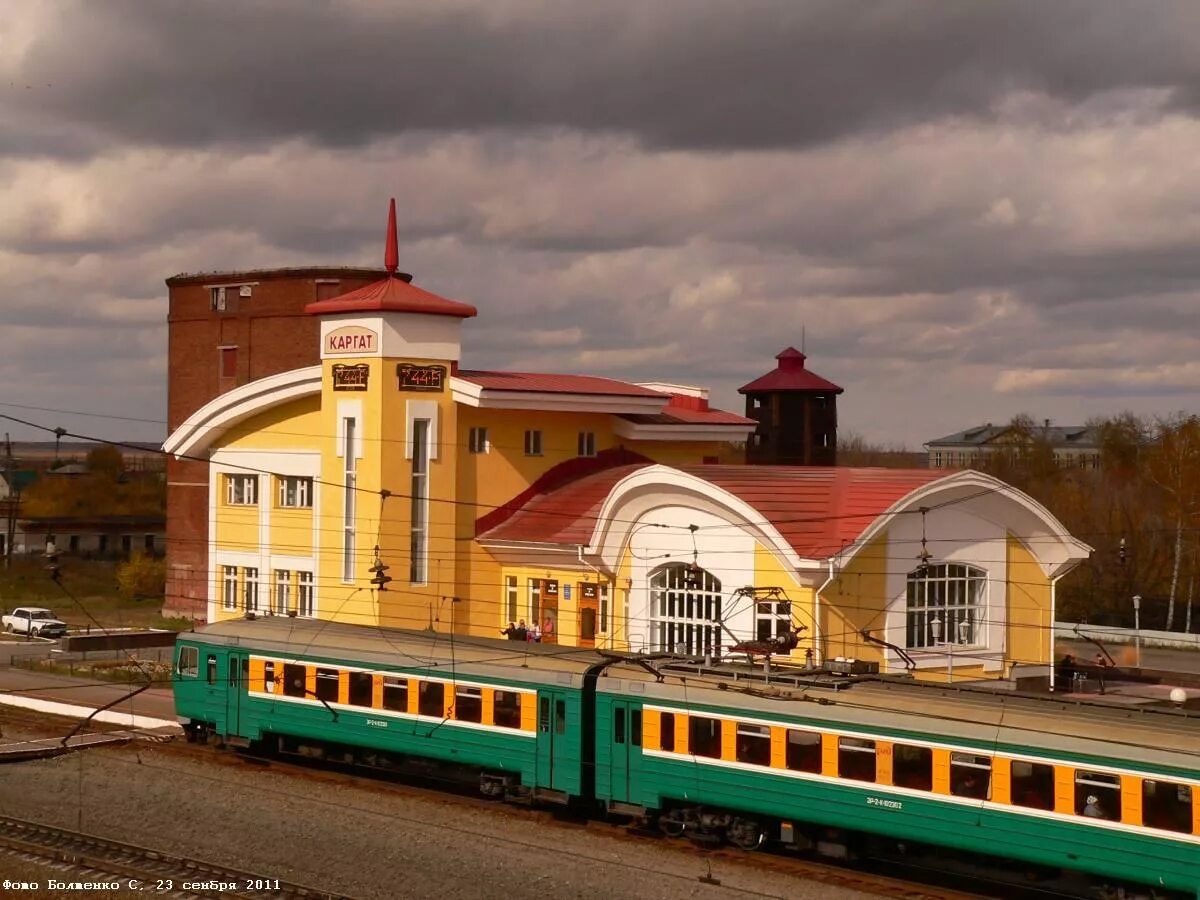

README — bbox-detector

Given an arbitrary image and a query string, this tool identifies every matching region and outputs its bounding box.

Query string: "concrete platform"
[0,667,180,730]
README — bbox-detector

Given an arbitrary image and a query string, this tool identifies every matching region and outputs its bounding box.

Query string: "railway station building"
[164,203,1090,684]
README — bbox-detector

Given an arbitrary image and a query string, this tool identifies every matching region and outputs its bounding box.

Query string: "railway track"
[0,815,353,900]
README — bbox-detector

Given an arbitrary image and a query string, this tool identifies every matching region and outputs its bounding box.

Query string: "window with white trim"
[342,417,357,582]
[577,431,596,457]
[599,583,609,633]
[221,566,238,611]
[410,418,430,584]
[905,563,986,649]
[524,429,542,456]
[243,567,259,613]
[648,563,723,656]
[277,476,313,508]
[755,598,791,642]
[505,575,518,623]
[297,571,314,617]
[469,427,489,454]
[273,570,291,615]
[225,474,258,505]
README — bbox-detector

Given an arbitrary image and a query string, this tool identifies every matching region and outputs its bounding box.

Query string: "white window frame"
[504,575,518,623]
[577,431,596,457]
[342,417,357,583]
[755,598,791,642]
[648,563,723,656]
[409,418,431,585]
[297,571,315,617]
[599,583,610,633]
[226,474,258,505]
[244,567,260,613]
[221,565,238,611]
[524,429,543,457]
[905,562,987,650]
[277,476,313,508]
[273,569,291,615]
[469,427,489,454]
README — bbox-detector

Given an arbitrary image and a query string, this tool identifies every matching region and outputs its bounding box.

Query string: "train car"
[593,658,1200,898]
[174,618,602,802]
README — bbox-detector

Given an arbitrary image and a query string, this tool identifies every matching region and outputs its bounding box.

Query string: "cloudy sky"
[3,0,1200,448]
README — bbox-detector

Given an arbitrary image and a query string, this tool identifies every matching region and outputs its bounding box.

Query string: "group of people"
[500,618,555,643]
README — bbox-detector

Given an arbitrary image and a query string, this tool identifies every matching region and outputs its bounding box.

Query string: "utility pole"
[4,433,15,570]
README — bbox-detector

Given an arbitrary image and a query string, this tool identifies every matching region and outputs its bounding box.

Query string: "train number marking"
[866,797,902,810]
[366,718,389,728]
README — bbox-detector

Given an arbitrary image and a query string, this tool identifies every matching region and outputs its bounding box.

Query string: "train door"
[225,650,247,735]
[608,700,641,803]
[535,690,571,792]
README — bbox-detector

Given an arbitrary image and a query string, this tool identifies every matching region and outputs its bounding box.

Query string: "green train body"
[176,619,1200,897]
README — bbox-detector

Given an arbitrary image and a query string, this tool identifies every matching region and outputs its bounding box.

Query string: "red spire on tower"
[384,197,398,275]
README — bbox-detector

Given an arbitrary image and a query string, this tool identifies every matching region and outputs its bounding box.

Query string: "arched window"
[905,563,986,649]
[649,563,723,656]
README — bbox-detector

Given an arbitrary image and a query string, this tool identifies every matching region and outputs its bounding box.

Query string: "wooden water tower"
[739,348,843,466]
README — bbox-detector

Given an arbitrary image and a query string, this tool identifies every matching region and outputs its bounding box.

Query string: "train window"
[348,672,373,708]
[283,663,305,697]
[838,737,877,783]
[494,690,522,729]
[315,668,340,702]
[690,716,722,759]
[735,723,771,766]
[893,744,933,791]
[419,682,445,717]
[950,752,991,800]
[555,700,566,735]
[631,710,642,747]
[614,708,625,744]
[177,647,198,678]
[263,661,276,693]
[1010,760,1054,810]
[1075,770,1122,821]
[785,729,822,773]
[206,655,217,684]
[455,687,482,723]
[1143,780,1193,834]
[539,697,550,733]
[660,712,676,752]
[382,676,408,712]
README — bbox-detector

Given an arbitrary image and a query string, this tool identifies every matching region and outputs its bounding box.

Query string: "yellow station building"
[164,206,1090,683]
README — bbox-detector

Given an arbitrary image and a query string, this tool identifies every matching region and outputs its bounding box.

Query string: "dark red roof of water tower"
[738,348,843,394]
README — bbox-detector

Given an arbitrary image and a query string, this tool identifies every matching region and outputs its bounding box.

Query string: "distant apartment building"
[926,422,1101,470]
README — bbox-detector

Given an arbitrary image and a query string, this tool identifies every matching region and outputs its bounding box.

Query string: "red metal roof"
[478,464,947,559]
[619,407,755,426]
[456,370,666,397]
[305,276,477,318]
[739,347,843,394]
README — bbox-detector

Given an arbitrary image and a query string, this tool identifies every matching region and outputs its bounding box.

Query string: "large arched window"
[649,563,723,656]
[905,563,986,649]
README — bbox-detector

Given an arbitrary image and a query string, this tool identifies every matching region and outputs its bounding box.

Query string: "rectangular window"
[554,699,566,735]
[529,579,541,625]
[755,599,791,642]
[297,572,314,618]
[1143,780,1193,834]
[1076,770,1122,821]
[455,686,482,723]
[225,474,258,505]
[144,534,155,552]
[689,716,722,759]
[660,712,676,752]
[264,660,276,693]
[283,663,306,697]
[494,690,522,729]
[505,576,518,623]
[221,566,238,611]
[614,708,626,744]
[177,646,198,677]
[315,668,340,702]
[410,418,430,584]
[950,752,991,800]
[539,697,550,733]
[210,286,226,311]
[599,584,609,633]
[243,567,259,613]
[838,737,877,783]
[382,676,409,712]
[577,431,596,457]
[342,417,357,582]
[785,729,822,773]
[1010,760,1055,810]
[418,681,445,717]
[273,570,291,615]
[524,429,543,457]
[905,563,986,649]
[348,672,373,707]
[631,709,642,746]
[735,723,771,766]
[893,744,933,791]
[469,427,489,454]
[277,476,313,508]
[219,346,237,378]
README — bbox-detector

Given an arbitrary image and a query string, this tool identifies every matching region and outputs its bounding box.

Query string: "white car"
[2,606,68,639]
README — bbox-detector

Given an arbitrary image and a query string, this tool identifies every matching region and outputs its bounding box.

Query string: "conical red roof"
[738,346,842,393]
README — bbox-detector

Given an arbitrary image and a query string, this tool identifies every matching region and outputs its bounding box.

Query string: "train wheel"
[658,814,686,838]
[727,818,764,850]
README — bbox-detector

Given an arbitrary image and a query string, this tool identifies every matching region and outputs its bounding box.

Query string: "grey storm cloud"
[4,0,1200,154]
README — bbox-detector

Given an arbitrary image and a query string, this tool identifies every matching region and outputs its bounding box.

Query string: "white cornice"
[612,419,754,442]
[450,377,668,414]
[163,366,322,459]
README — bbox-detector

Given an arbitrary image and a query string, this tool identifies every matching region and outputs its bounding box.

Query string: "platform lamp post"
[1132,594,1142,670]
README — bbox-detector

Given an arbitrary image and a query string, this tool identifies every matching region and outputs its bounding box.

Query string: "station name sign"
[332,364,369,391]
[324,326,378,356]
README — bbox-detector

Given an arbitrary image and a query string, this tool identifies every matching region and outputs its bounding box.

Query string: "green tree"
[116,552,166,601]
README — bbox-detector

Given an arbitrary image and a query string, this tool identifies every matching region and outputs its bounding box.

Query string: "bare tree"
[1145,414,1200,631]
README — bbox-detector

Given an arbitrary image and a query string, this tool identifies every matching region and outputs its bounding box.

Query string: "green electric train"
[174,618,1200,898]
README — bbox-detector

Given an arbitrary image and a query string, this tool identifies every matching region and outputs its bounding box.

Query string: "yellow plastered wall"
[822,533,889,668]
[753,545,815,662]
[1006,534,1052,668]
